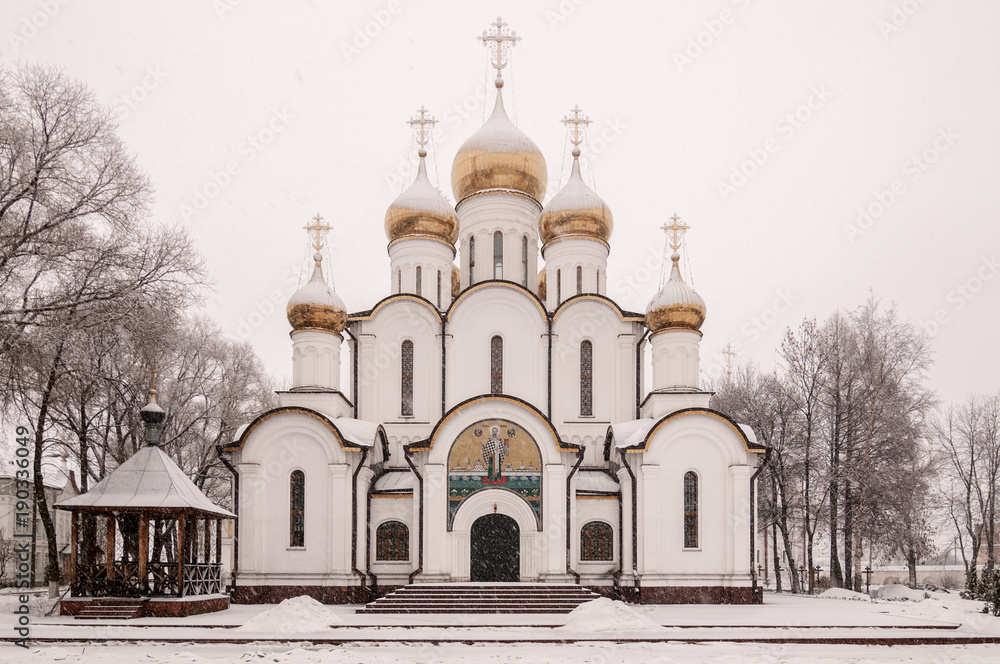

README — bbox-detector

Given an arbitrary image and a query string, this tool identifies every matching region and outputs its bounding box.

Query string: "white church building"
[221,19,766,605]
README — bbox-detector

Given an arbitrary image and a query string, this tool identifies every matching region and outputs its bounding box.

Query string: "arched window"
[556,269,562,304]
[436,270,442,308]
[493,231,503,279]
[415,266,422,296]
[576,266,582,295]
[580,340,593,416]
[596,268,600,294]
[521,235,528,287]
[469,236,476,283]
[581,521,613,561]
[290,470,305,547]
[376,521,409,561]
[490,335,503,394]
[684,471,699,548]
[401,340,414,416]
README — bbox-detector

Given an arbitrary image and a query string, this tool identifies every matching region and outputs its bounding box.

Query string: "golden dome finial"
[304,213,331,253]
[407,105,437,158]
[538,105,612,247]
[386,107,459,245]
[661,213,690,254]
[287,218,347,333]
[646,216,706,332]
[561,105,591,158]
[479,16,521,88]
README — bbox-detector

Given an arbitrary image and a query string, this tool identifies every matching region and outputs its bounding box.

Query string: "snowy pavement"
[3,587,999,663]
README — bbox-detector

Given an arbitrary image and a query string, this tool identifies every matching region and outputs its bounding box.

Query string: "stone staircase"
[357,583,601,614]
[75,598,147,619]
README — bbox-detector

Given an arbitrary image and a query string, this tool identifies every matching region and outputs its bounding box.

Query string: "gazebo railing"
[183,562,224,596]
[71,561,222,597]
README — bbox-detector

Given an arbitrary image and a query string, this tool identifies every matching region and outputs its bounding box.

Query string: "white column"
[616,466,633,583]
[238,463,261,574]
[522,531,541,580]
[542,463,567,579]
[452,532,470,581]
[356,467,374,578]
[422,464,448,577]
[640,464,660,576]
[731,465,752,576]
[328,464,350,573]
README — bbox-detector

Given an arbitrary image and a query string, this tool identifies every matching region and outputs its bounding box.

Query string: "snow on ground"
[819,587,872,602]
[870,584,998,636]
[8,642,1000,664]
[558,597,664,632]
[233,595,341,634]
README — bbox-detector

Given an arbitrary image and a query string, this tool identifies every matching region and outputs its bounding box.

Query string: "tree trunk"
[33,347,65,587]
[907,548,918,588]
[844,480,855,591]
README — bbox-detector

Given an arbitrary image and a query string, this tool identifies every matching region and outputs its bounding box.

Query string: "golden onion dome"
[539,155,613,247]
[385,152,459,245]
[451,84,547,206]
[537,268,547,300]
[287,254,347,333]
[645,252,707,332]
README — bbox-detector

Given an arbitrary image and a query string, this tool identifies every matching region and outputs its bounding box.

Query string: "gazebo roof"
[55,445,234,518]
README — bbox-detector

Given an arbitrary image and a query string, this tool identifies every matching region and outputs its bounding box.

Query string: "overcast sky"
[6,0,998,405]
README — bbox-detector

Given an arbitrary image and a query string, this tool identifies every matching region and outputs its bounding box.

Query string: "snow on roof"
[231,422,250,443]
[333,417,380,448]
[609,418,656,449]
[738,423,758,445]
[576,469,619,494]
[54,445,233,517]
[373,469,414,493]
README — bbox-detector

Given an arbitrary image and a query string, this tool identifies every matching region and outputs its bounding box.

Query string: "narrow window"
[580,340,593,416]
[684,471,699,548]
[437,270,442,308]
[376,521,409,561]
[576,266,582,295]
[581,521,613,561]
[556,269,562,304]
[469,236,476,283]
[401,340,414,416]
[415,266,422,296]
[290,470,305,547]
[596,268,600,294]
[493,231,503,279]
[521,236,528,287]
[396,268,401,294]
[490,335,503,394]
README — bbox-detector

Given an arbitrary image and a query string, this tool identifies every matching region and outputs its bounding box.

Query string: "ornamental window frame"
[289,470,305,548]
[375,520,410,561]
[683,470,699,549]
[580,520,613,561]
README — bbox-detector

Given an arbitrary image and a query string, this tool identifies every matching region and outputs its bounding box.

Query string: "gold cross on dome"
[479,16,521,76]
[561,105,591,147]
[304,213,332,252]
[407,106,438,149]
[147,365,159,391]
[660,213,690,253]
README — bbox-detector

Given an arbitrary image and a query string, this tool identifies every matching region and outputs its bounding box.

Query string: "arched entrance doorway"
[470,513,520,582]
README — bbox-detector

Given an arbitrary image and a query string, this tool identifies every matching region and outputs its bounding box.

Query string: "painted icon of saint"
[481,425,509,485]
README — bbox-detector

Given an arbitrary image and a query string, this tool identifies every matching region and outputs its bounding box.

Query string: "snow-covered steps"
[357,583,601,614]
[74,598,147,619]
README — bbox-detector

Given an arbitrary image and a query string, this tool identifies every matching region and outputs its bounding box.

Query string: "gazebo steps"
[358,583,600,614]
[76,599,147,620]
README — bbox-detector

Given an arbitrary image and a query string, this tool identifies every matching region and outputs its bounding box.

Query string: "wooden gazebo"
[56,390,234,618]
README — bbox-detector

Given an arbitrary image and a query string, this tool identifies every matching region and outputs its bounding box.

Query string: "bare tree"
[0,64,203,595]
